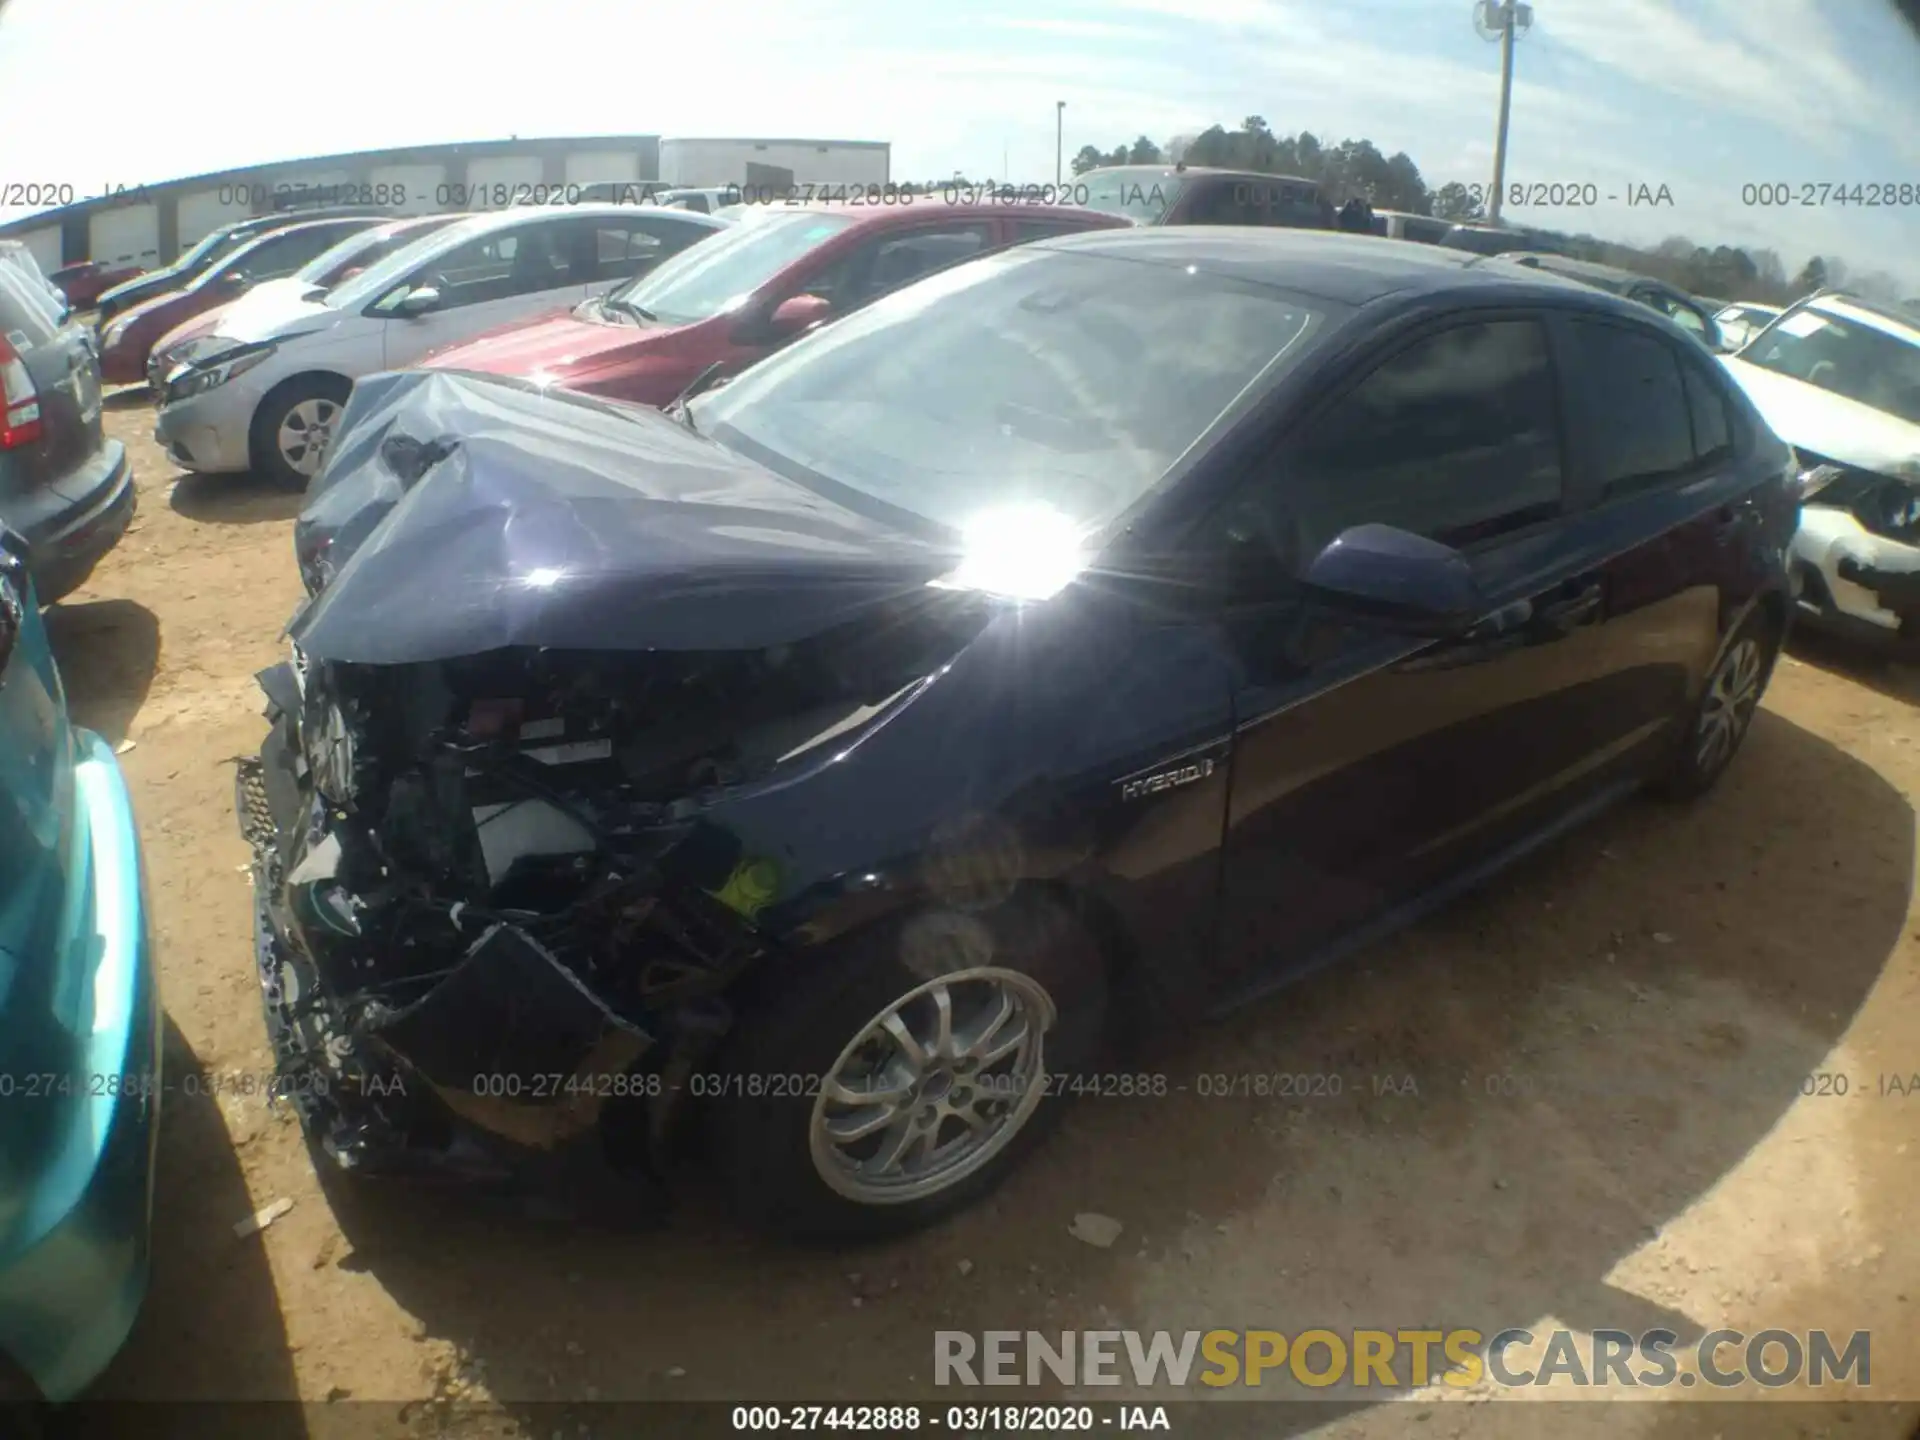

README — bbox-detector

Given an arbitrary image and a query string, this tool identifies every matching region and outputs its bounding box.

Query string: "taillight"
[0,335,43,450]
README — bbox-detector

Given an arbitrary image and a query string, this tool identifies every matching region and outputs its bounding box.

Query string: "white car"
[152,205,728,485]
[1715,301,1783,353]
[1719,292,1920,643]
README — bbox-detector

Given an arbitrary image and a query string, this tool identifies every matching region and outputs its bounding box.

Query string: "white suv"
[1720,292,1920,642]
[152,205,726,485]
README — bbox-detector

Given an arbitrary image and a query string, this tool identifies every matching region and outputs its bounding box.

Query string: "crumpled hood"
[1720,356,1920,474]
[289,369,962,665]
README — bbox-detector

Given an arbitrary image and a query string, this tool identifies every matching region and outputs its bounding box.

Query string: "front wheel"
[710,895,1108,1241]
[250,375,351,489]
[1651,608,1782,800]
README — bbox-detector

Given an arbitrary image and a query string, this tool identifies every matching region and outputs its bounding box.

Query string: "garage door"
[462,155,545,210]
[367,164,445,215]
[15,225,64,274]
[90,203,159,267]
[565,151,640,188]
[177,188,252,248]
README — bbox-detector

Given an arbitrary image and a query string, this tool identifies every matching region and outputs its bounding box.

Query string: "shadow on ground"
[102,387,154,411]
[76,1018,303,1440]
[43,599,159,747]
[1787,625,1920,709]
[167,474,304,527]
[286,710,1910,1437]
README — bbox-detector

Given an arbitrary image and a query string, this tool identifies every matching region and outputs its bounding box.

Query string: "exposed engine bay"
[238,592,991,1185]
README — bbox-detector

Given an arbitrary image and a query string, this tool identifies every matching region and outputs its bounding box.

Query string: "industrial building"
[0,134,892,273]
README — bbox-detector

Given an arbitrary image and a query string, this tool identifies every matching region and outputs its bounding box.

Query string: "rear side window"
[1681,360,1734,462]
[1280,318,1563,559]
[0,266,59,345]
[1568,319,1694,499]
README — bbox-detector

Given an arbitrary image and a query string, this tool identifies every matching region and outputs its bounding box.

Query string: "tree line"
[1032,116,1913,311]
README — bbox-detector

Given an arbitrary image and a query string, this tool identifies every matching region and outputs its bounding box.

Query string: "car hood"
[207,290,340,351]
[99,264,192,307]
[1720,356,1920,473]
[421,306,671,380]
[289,368,962,665]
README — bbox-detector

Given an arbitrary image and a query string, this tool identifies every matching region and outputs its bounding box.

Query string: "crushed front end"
[232,369,987,1197]
[233,643,799,1187]
[1792,454,1920,640]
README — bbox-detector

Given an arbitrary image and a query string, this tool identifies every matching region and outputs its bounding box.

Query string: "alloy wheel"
[278,397,340,477]
[1696,636,1765,774]
[808,967,1056,1205]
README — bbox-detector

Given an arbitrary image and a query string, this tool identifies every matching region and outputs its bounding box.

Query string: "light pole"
[1056,101,1066,188]
[1475,1,1533,224]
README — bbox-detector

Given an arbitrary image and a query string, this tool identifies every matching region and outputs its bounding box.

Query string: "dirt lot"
[45,395,1920,1437]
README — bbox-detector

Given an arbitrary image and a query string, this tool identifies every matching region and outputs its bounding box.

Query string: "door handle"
[1534,582,1603,632]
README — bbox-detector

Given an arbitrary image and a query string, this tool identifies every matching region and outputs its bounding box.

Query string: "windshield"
[160,226,244,276]
[324,217,490,311]
[609,210,856,325]
[1742,302,1920,427]
[1080,169,1183,225]
[692,247,1333,541]
[290,228,392,285]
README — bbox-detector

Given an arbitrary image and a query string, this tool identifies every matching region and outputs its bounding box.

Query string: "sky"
[1,0,1916,290]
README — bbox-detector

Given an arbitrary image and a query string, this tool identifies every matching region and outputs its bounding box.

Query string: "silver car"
[152,205,727,486]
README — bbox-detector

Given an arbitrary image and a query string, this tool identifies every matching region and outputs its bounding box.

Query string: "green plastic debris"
[711,856,781,919]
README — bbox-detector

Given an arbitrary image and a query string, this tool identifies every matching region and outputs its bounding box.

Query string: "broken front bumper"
[233,751,673,1195]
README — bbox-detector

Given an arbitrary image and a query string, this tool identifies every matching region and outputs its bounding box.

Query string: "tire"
[249,374,351,489]
[710,892,1109,1242]
[1651,607,1782,800]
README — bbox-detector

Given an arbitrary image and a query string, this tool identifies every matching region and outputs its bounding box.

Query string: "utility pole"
[1056,102,1066,188]
[1477,1,1532,225]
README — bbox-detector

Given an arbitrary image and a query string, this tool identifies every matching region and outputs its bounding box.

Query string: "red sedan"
[420,198,1127,407]
[97,215,383,386]
[49,260,145,310]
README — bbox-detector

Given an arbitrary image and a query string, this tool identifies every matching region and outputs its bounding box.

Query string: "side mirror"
[1300,524,1484,637]
[392,285,443,318]
[218,269,248,288]
[766,293,833,340]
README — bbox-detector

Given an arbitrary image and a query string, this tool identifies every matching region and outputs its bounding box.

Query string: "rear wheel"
[250,374,351,489]
[1652,608,1782,800]
[710,893,1108,1241]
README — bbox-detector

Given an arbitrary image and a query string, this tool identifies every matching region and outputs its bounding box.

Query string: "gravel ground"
[44,394,1920,1438]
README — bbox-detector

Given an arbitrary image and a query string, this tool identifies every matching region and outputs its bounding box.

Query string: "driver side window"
[1204,318,1564,587]
[417,227,567,309]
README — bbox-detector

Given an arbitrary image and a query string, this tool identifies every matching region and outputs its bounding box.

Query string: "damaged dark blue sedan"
[236,229,1797,1240]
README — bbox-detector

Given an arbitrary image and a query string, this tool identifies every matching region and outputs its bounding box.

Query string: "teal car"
[0,526,160,1402]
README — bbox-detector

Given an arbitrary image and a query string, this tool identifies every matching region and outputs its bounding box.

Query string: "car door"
[1204,311,1641,1004]
[1549,311,1750,742]
[377,220,582,369]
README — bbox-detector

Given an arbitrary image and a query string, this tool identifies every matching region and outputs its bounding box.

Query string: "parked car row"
[153,197,1127,483]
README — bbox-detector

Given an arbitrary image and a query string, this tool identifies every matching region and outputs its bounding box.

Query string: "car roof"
[1080,164,1319,187]
[737,197,1122,231]
[1500,253,1670,294]
[444,202,729,237]
[1026,226,1628,308]
[224,215,382,254]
